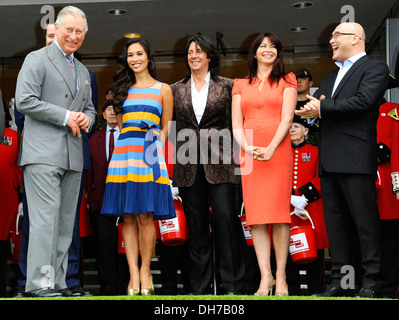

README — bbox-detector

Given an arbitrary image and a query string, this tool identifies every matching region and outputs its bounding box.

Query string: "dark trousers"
[286,249,326,295]
[66,171,86,288]
[0,240,7,297]
[321,171,382,291]
[92,212,129,295]
[179,165,246,294]
[16,178,28,289]
[158,242,191,295]
[380,219,399,297]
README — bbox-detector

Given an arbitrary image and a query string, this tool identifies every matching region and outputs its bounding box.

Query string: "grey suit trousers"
[23,164,81,292]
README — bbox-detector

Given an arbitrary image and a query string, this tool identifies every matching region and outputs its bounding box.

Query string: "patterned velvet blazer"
[171,75,240,187]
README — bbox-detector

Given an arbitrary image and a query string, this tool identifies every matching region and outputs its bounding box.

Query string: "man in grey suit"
[15,6,96,297]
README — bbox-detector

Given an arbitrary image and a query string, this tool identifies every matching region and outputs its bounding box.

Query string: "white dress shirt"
[191,72,210,124]
[331,51,367,97]
[106,125,120,160]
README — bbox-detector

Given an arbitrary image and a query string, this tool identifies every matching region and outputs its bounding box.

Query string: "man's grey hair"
[55,6,88,33]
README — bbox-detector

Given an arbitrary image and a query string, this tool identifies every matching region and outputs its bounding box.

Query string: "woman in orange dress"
[232,33,297,296]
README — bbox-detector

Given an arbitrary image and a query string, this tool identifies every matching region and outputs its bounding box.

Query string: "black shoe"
[189,289,211,295]
[60,285,92,297]
[225,291,241,295]
[313,286,354,297]
[25,287,63,297]
[356,287,380,298]
[382,293,398,299]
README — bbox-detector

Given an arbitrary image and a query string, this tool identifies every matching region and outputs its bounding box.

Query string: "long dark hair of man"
[248,32,291,86]
[112,38,157,113]
[182,34,220,83]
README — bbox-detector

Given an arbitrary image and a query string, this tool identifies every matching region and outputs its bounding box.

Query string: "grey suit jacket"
[15,42,96,172]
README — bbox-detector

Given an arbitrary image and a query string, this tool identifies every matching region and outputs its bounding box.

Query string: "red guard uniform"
[290,141,328,250]
[376,101,399,298]
[376,101,399,219]
[0,128,22,240]
[287,140,328,295]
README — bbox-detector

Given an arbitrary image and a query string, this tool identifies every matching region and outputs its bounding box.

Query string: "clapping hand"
[295,95,325,119]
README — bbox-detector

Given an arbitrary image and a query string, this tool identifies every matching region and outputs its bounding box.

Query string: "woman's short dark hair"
[183,34,220,83]
[248,33,291,86]
[112,38,157,112]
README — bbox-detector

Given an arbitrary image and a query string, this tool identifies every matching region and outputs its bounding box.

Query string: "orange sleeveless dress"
[232,73,297,225]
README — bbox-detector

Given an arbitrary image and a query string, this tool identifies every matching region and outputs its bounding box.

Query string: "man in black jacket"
[296,22,389,298]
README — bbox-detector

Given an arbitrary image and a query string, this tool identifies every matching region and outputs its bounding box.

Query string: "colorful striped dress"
[101,82,176,220]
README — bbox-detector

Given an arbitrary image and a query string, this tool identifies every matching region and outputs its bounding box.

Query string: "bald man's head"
[340,22,366,41]
[330,22,366,62]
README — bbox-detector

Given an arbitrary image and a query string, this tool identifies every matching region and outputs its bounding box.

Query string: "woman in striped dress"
[101,38,175,295]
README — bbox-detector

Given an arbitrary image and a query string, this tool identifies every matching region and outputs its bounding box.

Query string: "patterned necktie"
[109,129,115,161]
[66,55,76,81]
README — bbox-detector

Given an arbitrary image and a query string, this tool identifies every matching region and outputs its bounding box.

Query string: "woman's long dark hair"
[182,34,220,83]
[248,33,290,86]
[112,38,157,112]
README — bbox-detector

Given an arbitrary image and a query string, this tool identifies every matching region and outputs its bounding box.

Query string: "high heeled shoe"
[275,281,289,296]
[141,286,154,296]
[254,279,275,296]
[127,288,140,296]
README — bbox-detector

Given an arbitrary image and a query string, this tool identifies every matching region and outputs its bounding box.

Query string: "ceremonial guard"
[376,99,399,298]
[287,115,328,295]
[0,127,22,296]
